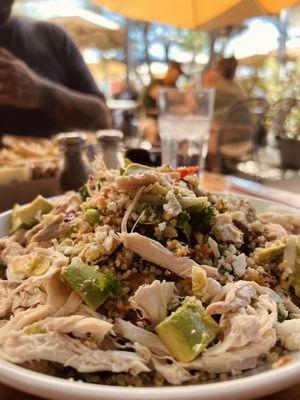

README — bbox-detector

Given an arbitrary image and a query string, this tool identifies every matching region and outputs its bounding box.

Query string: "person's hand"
[0,48,44,109]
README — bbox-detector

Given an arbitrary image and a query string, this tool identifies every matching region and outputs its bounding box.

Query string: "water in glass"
[158,89,215,169]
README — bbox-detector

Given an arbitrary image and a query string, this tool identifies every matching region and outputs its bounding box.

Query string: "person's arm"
[0,48,111,130]
[37,78,111,130]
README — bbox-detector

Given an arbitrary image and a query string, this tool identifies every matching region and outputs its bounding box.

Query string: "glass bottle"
[96,129,125,169]
[57,132,90,191]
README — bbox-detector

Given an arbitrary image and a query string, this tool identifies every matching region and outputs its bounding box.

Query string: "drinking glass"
[158,88,215,169]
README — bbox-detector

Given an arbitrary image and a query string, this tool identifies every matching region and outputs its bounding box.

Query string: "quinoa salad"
[0,161,300,387]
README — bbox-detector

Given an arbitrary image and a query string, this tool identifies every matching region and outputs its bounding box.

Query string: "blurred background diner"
[1,0,300,211]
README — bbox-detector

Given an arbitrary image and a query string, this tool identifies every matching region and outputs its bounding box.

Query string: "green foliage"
[177,29,209,54]
[284,106,300,139]
[238,58,300,140]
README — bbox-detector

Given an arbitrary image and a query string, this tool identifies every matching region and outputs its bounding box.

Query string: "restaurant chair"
[215,98,269,174]
[235,99,300,182]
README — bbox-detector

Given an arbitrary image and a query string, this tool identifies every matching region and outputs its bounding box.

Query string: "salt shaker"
[96,130,125,169]
[57,132,90,191]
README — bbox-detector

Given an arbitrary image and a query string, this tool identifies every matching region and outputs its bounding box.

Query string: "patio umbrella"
[51,15,125,50]
[95,0,300,29]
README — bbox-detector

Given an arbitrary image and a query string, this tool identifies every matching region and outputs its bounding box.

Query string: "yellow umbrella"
[95,0,300,29]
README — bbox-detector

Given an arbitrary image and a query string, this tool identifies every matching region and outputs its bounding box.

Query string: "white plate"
[0,195,299,400]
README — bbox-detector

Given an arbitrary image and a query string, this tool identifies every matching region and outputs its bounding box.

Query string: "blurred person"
[113,79,138,101]
[141,61,183,145]
[202,57,247,123]
[0,0,111,137]
[202,57,251,172]
[143,61,183,116]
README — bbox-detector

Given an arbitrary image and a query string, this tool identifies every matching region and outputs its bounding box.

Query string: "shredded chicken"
[152,356,192,385]
[259,212,300,234]
[0,281,18,318]
[50,193,81,215]
[114,319,169,356]
[116,173,163,190]
[11,285,47,314]
[264,223,288,240]
[185,281,280,373]
[1,241,25,265]
[121,186,144,233]
[119,232,218,278]
[37,315,112,345]
[0,272,71,343]
[276,319,300,351]
[29,214,64,244]
[0,332,150,375]
[129,280,178,325]
[115,170,180,191]
[213,213,243,244]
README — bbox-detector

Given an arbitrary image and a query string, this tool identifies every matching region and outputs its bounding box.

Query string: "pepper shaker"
[57,132,90,191]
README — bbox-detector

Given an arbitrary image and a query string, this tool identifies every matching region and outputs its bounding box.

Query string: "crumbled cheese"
[208,237,220,258]
[281,236,297,271]
[213,213,243,244]
[158,222,167,232]
[232,253,247,277]
[107,202,118,212]
[163,191,182,217]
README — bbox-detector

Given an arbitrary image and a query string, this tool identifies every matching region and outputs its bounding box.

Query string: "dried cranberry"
[64,211,76,223]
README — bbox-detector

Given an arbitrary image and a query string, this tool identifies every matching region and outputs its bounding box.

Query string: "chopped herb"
[176,211,192,242]
[0,260,6,280]
[218,265,228,275]
[185,203,215,234]
[79,185,89,201]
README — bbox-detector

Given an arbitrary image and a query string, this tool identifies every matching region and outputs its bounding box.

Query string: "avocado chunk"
[23,323,45,335]
[291,244,300,297]
[11,195,53,233]
[125,163,154,176]
[61,258,123,310]
[255,241,300,297]
[254,243,286,264]
[156,297,219,362]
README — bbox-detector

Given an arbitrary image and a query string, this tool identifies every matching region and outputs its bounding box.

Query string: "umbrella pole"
[125,19,130,84]
[278,9,288,77]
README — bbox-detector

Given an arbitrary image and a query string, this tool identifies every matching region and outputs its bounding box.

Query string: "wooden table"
[1,172,300,400]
